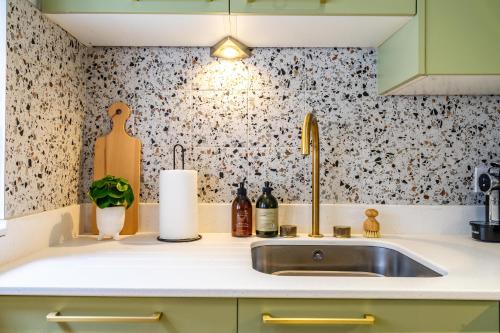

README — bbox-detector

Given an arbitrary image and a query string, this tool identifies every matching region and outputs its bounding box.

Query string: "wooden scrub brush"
[363,208,381,238]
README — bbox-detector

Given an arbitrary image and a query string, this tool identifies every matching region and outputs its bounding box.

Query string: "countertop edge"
[1,288,499,301]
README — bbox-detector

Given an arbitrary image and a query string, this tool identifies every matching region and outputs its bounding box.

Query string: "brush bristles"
[363,230,381,238]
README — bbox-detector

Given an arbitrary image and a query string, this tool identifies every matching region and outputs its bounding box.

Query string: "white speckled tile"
[248,90,305,148]
[415,147,478,204]
[191,90,248,148]
[465,96,500,165]
[191,58,250,91]
[80,46,499,206]
[7,0,500,219]
[248,147,307,203]
[191,148,248,202]
[5,0,86,218]
[135,91,192,202]
[245,48,306,90]
[304,47,377,94]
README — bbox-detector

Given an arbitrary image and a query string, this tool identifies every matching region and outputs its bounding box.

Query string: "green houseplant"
[88,176,134,240]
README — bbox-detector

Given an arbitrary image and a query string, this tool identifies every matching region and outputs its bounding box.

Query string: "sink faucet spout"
[301,113,323,238]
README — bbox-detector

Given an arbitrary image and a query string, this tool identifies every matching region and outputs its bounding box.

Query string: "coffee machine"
[470,163,500,242]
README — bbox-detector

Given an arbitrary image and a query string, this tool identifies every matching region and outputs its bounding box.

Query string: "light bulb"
[220,46,239,59]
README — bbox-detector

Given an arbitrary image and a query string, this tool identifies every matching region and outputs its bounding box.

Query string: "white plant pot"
[96,206,126,241]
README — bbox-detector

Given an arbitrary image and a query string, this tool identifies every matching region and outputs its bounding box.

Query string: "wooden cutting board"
[91,102,141,235]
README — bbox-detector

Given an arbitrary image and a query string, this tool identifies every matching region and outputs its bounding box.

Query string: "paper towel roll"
[159,170,199,240]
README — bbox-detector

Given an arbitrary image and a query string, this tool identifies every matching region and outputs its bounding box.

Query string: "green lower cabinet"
[0,297,237,333]
[0,296,498,333]
[238,299,499,333]
[230,0,416,16]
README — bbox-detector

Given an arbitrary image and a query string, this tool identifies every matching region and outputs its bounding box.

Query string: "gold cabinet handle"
[47,312,162,323]
[262,313,375,325]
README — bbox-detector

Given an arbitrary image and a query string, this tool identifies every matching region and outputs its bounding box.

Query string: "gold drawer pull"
[47,312,162,323]
[262,313,375,325]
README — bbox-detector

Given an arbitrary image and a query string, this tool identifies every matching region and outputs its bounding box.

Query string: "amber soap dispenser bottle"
[231,179,253,237]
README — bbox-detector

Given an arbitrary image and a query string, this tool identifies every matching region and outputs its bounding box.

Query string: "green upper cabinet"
[40,0,416,48]
[230,0,416,16]
[42,0,415,16]
[41,0,229,14]
[378,0,500,95]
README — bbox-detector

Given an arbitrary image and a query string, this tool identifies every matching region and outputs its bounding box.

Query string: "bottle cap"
[263,181,273,193]
[237,178,247,196]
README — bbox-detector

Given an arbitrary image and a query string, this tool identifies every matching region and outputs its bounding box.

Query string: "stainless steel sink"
[252,244,443,277]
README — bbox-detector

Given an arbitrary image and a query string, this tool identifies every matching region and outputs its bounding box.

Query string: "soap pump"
[231,179,252,237]
[256,182,279,238]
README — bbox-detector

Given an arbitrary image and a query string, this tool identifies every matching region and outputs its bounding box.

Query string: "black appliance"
[470,163,500,242]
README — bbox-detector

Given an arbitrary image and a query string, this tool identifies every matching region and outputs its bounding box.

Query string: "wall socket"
[474,164,491,193]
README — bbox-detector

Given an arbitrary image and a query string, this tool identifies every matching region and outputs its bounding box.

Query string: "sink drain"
[312,250,324,261]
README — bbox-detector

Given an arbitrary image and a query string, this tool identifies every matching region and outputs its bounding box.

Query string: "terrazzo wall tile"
[82,45,500,205]
[191,90,248,147]
[191,148,248,203]
[246,48,306,90]
[304,48,377,95]
[248,148,307,203]
[5,0,86,218]
[248,90,305,148]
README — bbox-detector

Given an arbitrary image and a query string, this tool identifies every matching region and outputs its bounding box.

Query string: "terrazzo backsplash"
[82,47,500,206]
[5,0,499,217]
[5,0,86,218]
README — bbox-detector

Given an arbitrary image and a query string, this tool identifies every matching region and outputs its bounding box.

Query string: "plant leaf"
[89,175,134,209]
[116,183,128,192]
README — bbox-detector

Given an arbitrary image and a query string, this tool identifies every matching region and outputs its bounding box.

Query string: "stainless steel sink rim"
[252,242,445,278]
[272,270,384,277]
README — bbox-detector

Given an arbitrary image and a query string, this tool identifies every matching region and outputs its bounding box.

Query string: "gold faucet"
[301,113,323,238]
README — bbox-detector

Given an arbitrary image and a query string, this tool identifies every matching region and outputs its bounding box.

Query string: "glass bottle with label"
[231,180,252,237]
[256,182,279,238]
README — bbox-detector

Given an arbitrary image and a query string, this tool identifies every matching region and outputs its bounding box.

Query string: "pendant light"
[210,36,251,60]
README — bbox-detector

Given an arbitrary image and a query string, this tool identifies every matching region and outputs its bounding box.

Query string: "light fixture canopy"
[210,36,251,60]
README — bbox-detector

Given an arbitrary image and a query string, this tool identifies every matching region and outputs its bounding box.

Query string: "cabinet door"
[0,296,237,333]
[238,299,499,333]
[41,0,228,14]
[230,0,415,15]
[426,0,500,75]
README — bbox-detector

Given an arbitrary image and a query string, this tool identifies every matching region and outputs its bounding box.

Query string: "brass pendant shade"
[210,36,251,60]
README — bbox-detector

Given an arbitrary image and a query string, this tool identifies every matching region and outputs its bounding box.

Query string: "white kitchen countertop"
[0,233,498,300]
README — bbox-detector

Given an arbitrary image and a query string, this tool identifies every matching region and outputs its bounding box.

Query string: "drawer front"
[41,0,229,14]
[0,297,236,333]
[230,0,416,16]
[238,299,499,333]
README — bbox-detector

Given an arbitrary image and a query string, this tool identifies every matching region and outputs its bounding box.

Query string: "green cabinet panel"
[377,0,425,93]
[0,296,237,333]
[426,0,500,75]
[230,0,416,16]
[43,0,416,16]
[378,0,500,94]
[41,0,229,14]
[238,298,499,333]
